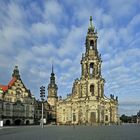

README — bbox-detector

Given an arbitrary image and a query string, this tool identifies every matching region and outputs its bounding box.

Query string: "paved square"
[0,124,140,140]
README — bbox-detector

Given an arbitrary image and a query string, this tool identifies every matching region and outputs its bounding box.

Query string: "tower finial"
[12,65,20,79]
[90,16,92,26]
[88,16,94,32]
[52,64,54,74]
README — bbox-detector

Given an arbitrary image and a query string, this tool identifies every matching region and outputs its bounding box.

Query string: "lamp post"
[40,86,45,128]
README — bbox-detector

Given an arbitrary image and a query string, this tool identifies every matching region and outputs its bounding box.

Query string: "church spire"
[52,64,54,74]
[50,65,55,85]
[47,65,58,106]
[88,16,94,33]
[85,16,98,54]
[81,16,101,80]
[90,16,93,28]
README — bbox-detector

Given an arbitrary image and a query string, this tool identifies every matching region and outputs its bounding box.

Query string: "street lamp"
[40,86,45,128]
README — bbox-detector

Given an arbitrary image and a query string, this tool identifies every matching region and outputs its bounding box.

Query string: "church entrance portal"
[90,112,96,123]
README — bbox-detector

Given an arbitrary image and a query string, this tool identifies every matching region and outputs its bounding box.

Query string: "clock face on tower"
[52,89,55,95]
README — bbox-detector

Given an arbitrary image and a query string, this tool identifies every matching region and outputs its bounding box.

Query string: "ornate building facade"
[55,17,119,125]
[0,66,35,125]
[0,17,119,126]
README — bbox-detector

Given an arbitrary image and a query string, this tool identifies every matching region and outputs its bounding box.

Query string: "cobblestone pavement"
[0,124,140,140]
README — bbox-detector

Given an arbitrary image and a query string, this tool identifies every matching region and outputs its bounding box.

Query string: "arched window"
[73,113,76,122]
[90,40,94,50]
[90,63,94,78]
[90,85,94,96]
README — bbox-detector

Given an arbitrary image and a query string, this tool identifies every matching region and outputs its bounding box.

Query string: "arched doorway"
[5,120,11,125]
[26,120,30,125]
[14,119,21,125]
[90,112,96,123]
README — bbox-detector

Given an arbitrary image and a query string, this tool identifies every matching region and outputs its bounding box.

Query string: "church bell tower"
[80,16,105,98]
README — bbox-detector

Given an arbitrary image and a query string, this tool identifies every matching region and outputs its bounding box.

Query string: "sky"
[0,0,140,116]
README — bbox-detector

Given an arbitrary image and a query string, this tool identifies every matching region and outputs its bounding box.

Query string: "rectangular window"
[105,115,108,121]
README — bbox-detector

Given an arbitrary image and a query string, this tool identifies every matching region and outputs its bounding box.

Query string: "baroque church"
[47,16,119,125]
[0,16,119,126]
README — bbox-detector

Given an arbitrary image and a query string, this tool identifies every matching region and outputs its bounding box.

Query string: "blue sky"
[0,0,140,116]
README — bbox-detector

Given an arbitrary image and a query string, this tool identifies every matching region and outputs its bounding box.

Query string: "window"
[90,63,94,77]
[90,40,94,50]
[26,106,29,117]
[90,85,94,95]
[5,103,11,116]
[105,115,108,121]
[73,113,76,122]
[6,103,10,110]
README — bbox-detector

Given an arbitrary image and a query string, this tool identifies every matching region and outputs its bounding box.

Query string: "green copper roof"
[88,16,94,31]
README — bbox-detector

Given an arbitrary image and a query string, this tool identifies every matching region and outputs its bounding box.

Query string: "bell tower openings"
[90,85,94,96]
[81,16,103,80]
[90,63,94,78]
[90,40,94,50]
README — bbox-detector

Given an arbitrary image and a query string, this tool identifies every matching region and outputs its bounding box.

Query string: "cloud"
[43,0,65,24]
[0,1,29,54]
[0,0,139,114]
[107,0,139,19]
[58,26,85,58]
[120,100,140,106]
[31,44,56,57]
[98,28,119,52]
[0,1,25,27]
[31,22,58,39]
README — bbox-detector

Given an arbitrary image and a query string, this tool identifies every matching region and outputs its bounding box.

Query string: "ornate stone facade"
[0,17,119,126]
[56,17,119,125]
[0,66,35,125]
